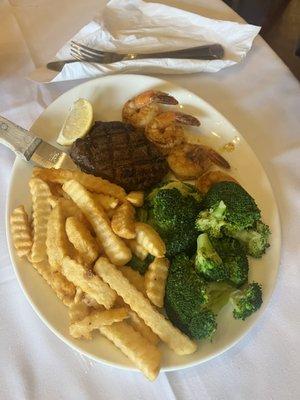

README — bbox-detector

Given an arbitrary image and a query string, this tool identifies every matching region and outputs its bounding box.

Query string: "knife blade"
[0,115,77,170]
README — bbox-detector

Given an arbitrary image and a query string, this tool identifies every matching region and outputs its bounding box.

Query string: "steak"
[70,121,169,192]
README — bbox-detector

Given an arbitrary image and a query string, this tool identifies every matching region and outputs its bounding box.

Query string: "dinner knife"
[0,115,77,169]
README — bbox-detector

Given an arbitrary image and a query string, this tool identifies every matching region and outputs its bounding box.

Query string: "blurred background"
[224,0,300,80]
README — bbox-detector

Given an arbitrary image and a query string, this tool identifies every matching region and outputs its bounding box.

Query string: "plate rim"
[5,73,282,372]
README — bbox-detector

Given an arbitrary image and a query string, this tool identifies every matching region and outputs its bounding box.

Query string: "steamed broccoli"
[148,185,201,233]
[231,282,263,320]
[145,181,202,257]
[210,236,249,287]
[164,227,199,258]
[195,233,228,282]
[165,254,235,340]
[164,254,215,340]
[165,254,263,339]
[226,220,271,258]
[195,201,227,238]
[196,182,261,236]
[128,254,154,275]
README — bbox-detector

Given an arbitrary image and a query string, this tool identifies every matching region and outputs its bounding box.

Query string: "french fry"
[99,321,161,381]
[128,310,159,345]
[92,193,119,210]
[33,167,126,200]
[69,288,91,324]
[59,198,92,231]
[32,260,76,306]
[47,203,70,271]
[62,256,116,309]
[94,257,197,355]
[65,217,100,266]
[145,258,169,308]
[126,191,144,207]
[121,266,146,296]
[29,178,52,262]
[135,222,166,258]
[111,202,136,239]
[69,308,129,339]
[83,293,105,309]
[10,205,33,258]
[62,180,131,266]
[126,239,148,261]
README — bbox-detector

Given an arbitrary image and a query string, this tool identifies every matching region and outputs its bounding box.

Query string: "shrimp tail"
[154,92,178,105]
[206,148,230,169]
[174,112,200,126]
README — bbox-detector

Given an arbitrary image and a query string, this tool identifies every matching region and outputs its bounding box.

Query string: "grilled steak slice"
[70,121,169,191]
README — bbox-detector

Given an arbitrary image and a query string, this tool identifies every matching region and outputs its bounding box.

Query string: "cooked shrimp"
[196,170,237,194]
[122,90,178,129]
[167,143,230,180]
[145,111,200,154]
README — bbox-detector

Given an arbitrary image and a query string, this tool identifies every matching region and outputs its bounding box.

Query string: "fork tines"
[70,41,105,62]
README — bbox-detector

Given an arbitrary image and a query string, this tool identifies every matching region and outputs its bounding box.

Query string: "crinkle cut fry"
[10,205,32,258]
[127,309,159,345]
[62,256,116,309]
[126,239,148,260]
[121,266,146,296]
[135,222,166,258]
[69,308,129,339]
[33,167,126,200]
[29,178,52,262]
[65,216,100,266]
[46,202,70,271]
[111,202,136,239]
[99,321,161,381]
[145,258,169,308]
[94,257,197,355]
[62,180,131,266]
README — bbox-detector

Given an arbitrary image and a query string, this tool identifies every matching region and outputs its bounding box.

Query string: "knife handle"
[0,116,41,160]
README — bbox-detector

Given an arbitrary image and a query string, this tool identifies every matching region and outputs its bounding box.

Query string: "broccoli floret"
[149,187,201,234]
[195,233,229,282]
[231,282,263,320]
[164,226,198,258]
[165,254,215,340]
[128,254,154,275]
[210,236,249,287]
[195,201,227,237]
[226,221,271,258]
[145,181,202,256]
[165,255,235,340]
[200,182,261,232]
[187,309,217,340]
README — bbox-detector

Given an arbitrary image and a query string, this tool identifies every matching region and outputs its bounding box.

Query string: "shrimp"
[145,111,200,154]
[196,170,237,194]
[167,143,230,180]
[122,90,178,130]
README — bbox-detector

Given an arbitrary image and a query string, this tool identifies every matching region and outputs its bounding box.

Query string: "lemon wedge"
[56,98,93,146]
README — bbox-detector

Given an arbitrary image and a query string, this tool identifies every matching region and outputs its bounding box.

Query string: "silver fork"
[47,41,224,71]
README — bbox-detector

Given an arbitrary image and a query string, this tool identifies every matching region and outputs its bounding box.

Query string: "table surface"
[1,1,300,399]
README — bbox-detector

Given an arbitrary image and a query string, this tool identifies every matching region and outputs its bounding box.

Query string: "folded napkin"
[30,0,260,83]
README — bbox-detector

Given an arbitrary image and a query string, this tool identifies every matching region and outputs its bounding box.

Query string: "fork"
[47,41,224,71]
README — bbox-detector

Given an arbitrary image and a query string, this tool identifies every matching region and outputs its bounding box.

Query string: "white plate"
[6,74,281,373]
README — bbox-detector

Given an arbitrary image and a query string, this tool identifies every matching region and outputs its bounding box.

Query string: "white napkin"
[30,0,260,83]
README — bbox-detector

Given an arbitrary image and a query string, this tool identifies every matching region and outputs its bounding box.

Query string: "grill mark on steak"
[70,121,169,191]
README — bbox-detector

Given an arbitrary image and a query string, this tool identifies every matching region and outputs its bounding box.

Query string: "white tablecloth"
[1,1,299,399]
